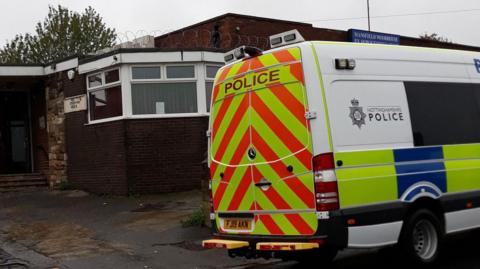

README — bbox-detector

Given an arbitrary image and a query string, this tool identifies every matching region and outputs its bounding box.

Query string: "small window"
[405,82,480,146]
[131,82,197,114]
[89,86,123,120]
[105,69,120,84]
[88,73,102,88]
[206,65,220,78]
[132,66,161,80]
[166,66,195,78]
[205,82,214,112]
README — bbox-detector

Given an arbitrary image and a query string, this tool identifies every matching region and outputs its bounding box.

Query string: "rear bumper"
[210,211,348,249]
[203,239,321,251]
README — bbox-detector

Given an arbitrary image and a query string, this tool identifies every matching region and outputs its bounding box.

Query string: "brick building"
[0,13,479,194]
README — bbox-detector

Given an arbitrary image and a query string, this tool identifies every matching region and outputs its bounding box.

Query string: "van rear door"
[210,47,317,236]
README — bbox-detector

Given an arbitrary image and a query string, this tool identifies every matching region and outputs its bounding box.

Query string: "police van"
[202,30,480,264]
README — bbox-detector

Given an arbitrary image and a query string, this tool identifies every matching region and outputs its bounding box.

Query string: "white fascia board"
[78,51,225,74]
[0,66,44,76]
[44,57,79,75]
[203,52,225,63]
[78,53,121,74]
[121,52,180,63]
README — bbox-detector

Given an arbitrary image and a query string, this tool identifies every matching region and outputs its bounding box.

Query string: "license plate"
[223,218,252,230]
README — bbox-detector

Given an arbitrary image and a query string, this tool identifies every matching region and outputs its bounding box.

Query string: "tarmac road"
[243,230,480,269]
[0,190,479,269]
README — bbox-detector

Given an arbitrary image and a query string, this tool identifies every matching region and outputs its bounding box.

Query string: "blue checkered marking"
[394,147,447,198]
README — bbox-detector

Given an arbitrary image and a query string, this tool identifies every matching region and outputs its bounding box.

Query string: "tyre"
[399,209,443,265]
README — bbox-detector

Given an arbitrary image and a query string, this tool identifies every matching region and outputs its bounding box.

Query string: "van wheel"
[399,209,443,265]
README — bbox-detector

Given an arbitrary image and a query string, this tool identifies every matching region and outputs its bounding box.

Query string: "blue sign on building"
[348,29,400,45]
[474,59,480,73]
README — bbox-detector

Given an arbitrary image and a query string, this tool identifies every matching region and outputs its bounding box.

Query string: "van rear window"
[405,82,480,146]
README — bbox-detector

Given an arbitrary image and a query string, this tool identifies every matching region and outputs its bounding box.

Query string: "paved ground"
[0,189,479,269]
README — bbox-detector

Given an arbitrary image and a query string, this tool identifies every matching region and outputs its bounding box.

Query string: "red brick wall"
[154,15,340,51]
[155,14,480,53]
[125,117,208,194]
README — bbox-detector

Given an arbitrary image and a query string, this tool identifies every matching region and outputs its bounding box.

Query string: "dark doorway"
[0,92,31,174]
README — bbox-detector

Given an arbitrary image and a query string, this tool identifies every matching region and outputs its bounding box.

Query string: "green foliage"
[0,5,116,64]
[419,32,452,43]
[58,181,76,191]
[181,207,207,227]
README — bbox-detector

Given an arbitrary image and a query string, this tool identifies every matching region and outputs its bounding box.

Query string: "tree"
[0,5,116,64]
[419,32,452,43]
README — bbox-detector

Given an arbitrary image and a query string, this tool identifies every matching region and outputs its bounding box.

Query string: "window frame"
[130,65,162,81]
[205,64,222,79]
[165,64,197,80]
[86,62,225,124]
[86,68,122,123]
[130,64,200,117]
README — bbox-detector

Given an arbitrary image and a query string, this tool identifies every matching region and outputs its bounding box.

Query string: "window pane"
[166,66,195,78]
[205,82,213,112]
[105,69,120,84]
[132,83,197,114]
[89,86,122,120]
[206,66,220,78]
[88,73,102,88]
[405,82,480,146]
[132,66,161,79]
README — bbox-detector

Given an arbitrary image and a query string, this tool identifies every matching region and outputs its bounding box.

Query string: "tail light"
[209,179,215,220]
[313,153,339,211]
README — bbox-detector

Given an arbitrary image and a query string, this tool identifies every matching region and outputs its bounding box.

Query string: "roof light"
[233,47,246,59]
[269,29,305,48]
[224,54,234,62]
[335,59,356,70]
[270,36,283,46]
[284,33,296,42]
[223,46,263,64]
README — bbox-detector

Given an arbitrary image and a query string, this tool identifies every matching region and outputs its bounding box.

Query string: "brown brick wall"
[63,73,129,195]
[125,117,208,194]
[65,113,129,195]
[63,73,208,195]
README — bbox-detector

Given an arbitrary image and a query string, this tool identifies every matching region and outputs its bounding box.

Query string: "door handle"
[255,178,272,188]
[255,182,272,187]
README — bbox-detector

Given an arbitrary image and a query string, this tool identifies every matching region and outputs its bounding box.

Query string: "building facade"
[1,13,479,194]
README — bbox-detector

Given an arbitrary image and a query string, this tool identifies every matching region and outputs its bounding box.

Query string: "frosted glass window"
[132,67,161,79]
[166,66,195,78]
[132,82,197,114]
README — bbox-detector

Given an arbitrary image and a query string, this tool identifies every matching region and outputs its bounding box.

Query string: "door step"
[0,173,48,192]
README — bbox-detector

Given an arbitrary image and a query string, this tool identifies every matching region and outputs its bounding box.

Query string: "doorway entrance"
[0,91,31,174]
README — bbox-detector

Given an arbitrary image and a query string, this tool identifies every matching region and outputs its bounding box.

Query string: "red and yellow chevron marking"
[210,47,317,236]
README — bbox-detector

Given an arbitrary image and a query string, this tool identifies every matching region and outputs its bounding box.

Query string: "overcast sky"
[1,0,479,46]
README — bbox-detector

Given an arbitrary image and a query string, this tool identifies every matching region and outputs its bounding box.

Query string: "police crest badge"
[349,98,366,129]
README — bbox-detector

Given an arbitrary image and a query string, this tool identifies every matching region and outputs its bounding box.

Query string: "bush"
[181,207,207,227]
[58,181,76,190]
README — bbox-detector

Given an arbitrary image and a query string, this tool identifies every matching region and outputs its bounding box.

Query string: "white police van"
[203,30,480,265]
